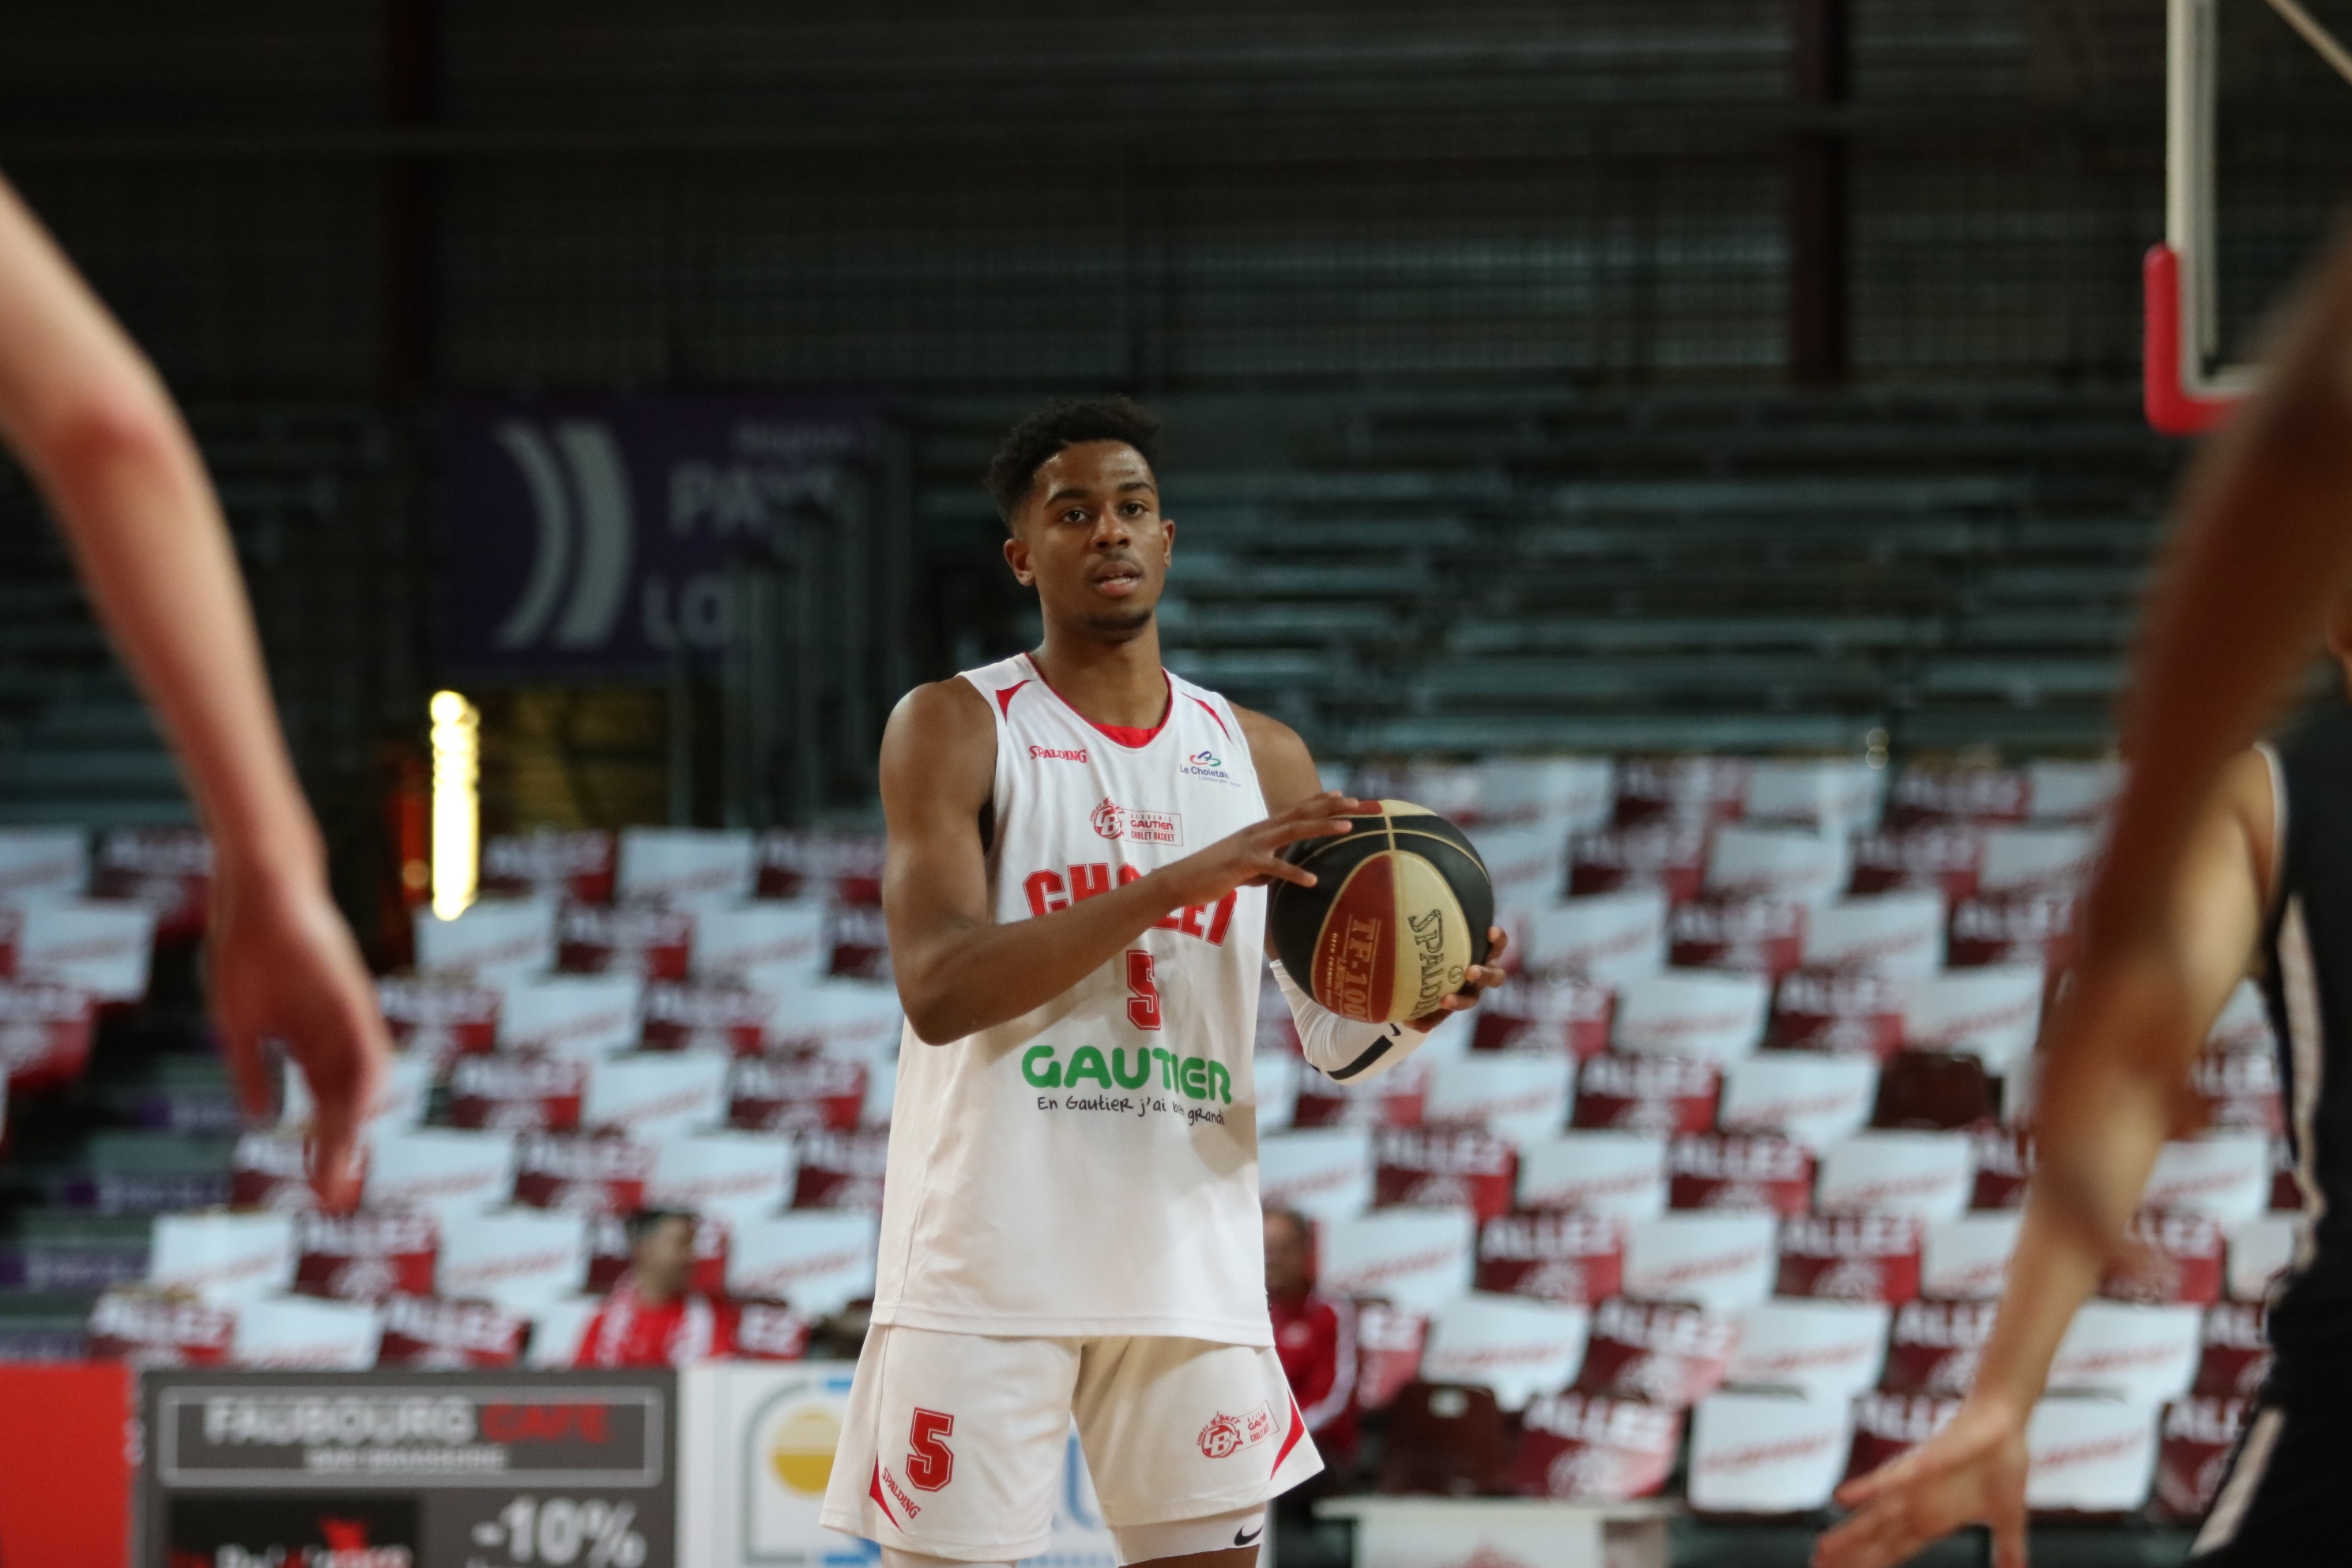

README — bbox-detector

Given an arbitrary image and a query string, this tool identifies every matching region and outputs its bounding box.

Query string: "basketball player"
[821,398,1507,1568]
[0,175,386,1208]
[1815,232,2352,1568]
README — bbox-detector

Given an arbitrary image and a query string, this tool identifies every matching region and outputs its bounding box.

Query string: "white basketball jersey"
[869,652,1276,1345]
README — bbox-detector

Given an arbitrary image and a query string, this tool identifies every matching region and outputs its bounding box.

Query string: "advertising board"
[140,1369,676,1568]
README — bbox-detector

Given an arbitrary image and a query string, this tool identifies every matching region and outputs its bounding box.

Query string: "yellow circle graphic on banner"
[768,1404,842,1494]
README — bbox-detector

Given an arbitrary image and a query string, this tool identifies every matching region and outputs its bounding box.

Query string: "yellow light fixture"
[429,690,481,920]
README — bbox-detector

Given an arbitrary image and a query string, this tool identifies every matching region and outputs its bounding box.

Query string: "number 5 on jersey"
[908,1408,955,1491]
[1126,950,1163,1031]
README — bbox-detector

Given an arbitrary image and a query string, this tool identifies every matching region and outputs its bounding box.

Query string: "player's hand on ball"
[1409,924,1507,1030]
[1164,791,1363,905]
[1813,1396,2030,1568]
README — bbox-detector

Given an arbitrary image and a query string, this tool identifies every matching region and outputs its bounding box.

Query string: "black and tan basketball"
[1269,800,1494,1024]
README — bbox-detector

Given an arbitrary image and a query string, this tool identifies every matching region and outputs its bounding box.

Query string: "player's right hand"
[1813,1396,2031,1568]
[1159,790,1362,906]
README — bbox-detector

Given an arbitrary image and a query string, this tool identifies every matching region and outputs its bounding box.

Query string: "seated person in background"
[1266,1208,1357,1480]
[577,1209,735,1367]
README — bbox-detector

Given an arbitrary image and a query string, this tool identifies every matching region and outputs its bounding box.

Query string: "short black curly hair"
[983,396,1162,528]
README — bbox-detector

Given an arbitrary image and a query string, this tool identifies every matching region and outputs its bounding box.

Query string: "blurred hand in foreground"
[1813,1396,2030,1568]
[208,866,386,1210]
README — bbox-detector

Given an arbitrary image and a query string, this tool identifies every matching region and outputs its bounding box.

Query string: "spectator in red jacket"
[576,1210,735,1367]
[1265,1206,1357,1476]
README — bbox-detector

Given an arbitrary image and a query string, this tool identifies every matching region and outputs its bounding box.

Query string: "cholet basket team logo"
[1091,798,1185,846]
[1197,1402,1273,1459]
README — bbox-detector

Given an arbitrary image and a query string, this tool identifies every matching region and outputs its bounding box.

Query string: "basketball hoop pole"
[2149,0,2247,435]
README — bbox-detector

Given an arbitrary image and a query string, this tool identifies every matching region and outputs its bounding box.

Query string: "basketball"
[1268,800,1494,1025]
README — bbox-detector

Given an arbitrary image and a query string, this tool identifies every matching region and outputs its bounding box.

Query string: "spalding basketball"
[1268,801,1494,1024]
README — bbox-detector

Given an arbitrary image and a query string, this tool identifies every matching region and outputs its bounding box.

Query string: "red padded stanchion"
[2145,243,2241,437]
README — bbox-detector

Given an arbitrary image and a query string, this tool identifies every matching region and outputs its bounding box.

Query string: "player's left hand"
[1408,924,1509,1030]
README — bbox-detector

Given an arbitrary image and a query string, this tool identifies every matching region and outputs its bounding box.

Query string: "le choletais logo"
[1181,748,1235,786]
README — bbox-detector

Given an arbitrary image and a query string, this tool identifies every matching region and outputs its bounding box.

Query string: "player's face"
[1004,441,1172,640]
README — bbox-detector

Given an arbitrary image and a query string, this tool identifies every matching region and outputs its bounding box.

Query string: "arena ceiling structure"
[0,0,2346,870]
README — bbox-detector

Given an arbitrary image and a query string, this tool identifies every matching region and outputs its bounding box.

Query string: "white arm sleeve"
[1271,958,1427,1084]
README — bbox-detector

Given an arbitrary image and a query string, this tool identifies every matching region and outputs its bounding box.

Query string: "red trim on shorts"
[869,1459,899,1526]
[1274,1392,1308,1470]
[1190,695,1232,742]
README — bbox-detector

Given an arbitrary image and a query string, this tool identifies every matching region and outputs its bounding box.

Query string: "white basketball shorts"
[820,1325,1323,1562]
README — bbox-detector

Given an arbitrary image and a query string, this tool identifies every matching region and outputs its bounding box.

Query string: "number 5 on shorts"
[907,1408,955,1491]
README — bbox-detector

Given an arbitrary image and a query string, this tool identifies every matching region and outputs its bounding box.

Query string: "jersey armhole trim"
[1189,694,1234,742]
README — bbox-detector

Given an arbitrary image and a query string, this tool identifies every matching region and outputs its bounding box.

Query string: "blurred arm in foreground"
[1815,750,2273,1568]
[0,174,386,1207]
[1815,225,2352,1568]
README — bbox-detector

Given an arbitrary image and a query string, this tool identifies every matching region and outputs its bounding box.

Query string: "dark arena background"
[0,3,2347,1565]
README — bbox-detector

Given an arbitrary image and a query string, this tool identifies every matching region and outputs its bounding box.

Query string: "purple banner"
[437,396,876,678]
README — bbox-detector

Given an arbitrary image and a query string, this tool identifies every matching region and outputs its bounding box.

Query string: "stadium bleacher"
[1052,387,2188,760]
[1253,752,2278,1524]
[0,748,2290,1531]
